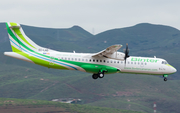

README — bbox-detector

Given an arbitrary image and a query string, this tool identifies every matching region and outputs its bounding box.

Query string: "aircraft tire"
[99,73,104,78]
[92,74,98,79]
[164,78,167,81]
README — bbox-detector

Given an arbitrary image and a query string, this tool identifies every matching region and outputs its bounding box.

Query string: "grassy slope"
[0,22,179,113]
[0,98,143,113]
[0,63,179,112]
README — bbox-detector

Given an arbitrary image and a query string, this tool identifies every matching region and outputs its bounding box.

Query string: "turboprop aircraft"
[4,22,177,81]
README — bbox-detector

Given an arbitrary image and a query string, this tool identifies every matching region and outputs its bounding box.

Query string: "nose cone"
[166,64,177,74]
[172,67,177,73]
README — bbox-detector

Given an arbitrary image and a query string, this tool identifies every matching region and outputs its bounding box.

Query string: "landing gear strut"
[163,74,168,81]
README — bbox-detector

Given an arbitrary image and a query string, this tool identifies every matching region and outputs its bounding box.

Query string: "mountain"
[0,22,94,76]
[0,22,180,113]
[81,23,180,53]
[0,23,93,52]
[80,23,180,79]
[0,64,179,113]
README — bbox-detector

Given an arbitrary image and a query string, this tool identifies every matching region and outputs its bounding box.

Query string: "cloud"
[0,0,180,34]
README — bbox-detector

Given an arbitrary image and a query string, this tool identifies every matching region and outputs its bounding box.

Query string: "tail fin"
[6,22,41,52]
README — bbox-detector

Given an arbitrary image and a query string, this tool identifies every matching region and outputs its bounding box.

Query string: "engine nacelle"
[105,52,125,60]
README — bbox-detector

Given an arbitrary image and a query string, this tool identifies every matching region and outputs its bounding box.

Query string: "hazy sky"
[1,0,180,34]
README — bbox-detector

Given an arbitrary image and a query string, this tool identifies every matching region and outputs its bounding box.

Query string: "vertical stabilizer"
[6,22,41,52]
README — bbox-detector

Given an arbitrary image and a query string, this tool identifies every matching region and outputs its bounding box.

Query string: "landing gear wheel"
[92,74,98,79]
[164,77,167,81]
[98,72,104,78]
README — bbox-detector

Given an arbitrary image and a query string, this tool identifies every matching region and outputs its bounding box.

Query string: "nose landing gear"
[163,74,168,81]
[164,78,167,81]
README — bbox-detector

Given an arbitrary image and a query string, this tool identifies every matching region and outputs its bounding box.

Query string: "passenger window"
[89,59,91,62]
[111,61,113,63]
[93,59,95,62]
[75,58,77,61]
[61,57,63,60]
[131,62,133,64]
[104,60,106,63]
[141,62,143,65]
[121,61,123,64]
[138,62,140,65]
[117,61,119,63]
[86,59,88,62]
[96,60,98,62]
[68,58,70,60]
[107,61,109,63]
[100,60,102,62]
[145,63,147,65]
[82,59,84,61]
[72,58,74,60]
[65,58,67,60]
[128,62,129,64]
[114,61,116,63]
[78,58,81,61]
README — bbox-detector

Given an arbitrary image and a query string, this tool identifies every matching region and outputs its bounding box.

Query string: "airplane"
[4,22,177,81]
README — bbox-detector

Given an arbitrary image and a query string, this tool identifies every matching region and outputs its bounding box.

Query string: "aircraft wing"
[92,45,123,57]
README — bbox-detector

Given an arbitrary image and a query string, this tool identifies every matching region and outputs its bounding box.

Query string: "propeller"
[124,43,130,65]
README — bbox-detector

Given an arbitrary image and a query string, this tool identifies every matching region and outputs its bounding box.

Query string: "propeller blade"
[124,43,130,65]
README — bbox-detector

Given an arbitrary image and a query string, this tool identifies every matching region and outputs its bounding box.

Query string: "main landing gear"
[163,74,168,81]
[92,71,105,79]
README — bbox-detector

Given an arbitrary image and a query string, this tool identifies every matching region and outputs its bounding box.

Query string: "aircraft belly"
[120,67,161,75]
[81,64,119,74]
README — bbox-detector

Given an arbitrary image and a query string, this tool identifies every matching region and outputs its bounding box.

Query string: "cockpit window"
[162,61,168,64]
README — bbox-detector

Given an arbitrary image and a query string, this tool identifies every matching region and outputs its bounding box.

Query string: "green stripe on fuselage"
[6,23,119,74]
[7,23,70,69]
[11,45,68,70]
[60,60,119,74]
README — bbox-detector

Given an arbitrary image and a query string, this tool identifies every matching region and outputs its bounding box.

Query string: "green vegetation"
[0,63,179,112]
[0,22,179,113]
[0,98,143,113]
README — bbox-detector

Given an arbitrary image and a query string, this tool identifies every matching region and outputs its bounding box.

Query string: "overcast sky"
[1,0,180,34]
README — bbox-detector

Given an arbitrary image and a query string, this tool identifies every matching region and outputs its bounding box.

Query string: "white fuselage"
[5,22,177,81]
[42,51,176,75]
[4,50,176,76]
